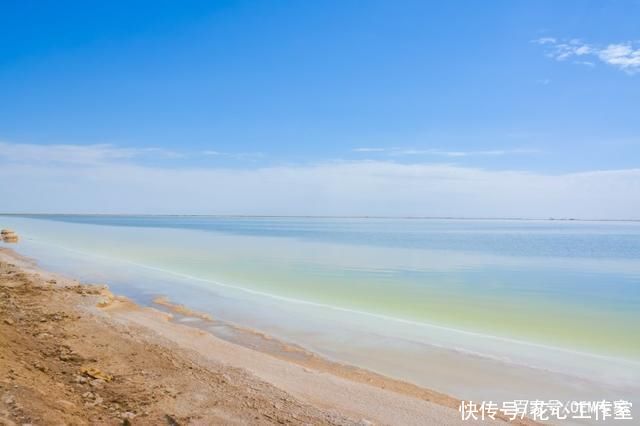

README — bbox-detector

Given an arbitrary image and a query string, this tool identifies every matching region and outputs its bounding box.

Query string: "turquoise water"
[1,215,640,402]
[3,215,640,357]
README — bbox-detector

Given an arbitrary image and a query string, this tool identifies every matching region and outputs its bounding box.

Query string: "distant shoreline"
[1,212,639,223]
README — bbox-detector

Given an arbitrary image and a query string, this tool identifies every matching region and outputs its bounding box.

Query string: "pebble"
[74,375,88,384]
[56,399,76,409]
[90,379,105,388]
[121,412,136,420]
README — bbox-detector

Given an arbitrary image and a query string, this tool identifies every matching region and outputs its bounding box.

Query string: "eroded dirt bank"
[0,249,355,425]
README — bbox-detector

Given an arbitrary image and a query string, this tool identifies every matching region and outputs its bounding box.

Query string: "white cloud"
[0,142,263,165]
[404,149,512,157]
[534,37,557,45]
[201,149,264,160]
[352,148,387,152]
[0,142,637,219]
[0,142,180,165]
[598,43,640,73]
[354,148,539,157]
[573,61,595,68]
[534,38,640,74]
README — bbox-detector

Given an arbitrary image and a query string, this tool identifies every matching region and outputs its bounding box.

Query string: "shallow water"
[2,215,639,403]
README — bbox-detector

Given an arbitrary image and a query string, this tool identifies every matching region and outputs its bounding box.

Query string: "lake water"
[2,214,639,403]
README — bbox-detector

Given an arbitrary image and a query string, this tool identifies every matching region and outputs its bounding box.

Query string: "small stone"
[90,379,105,388]
[80,366,112,382]
[74,375,88,384]
[121,412,136,420]
[3,319,14,325]
[56,399,76,409]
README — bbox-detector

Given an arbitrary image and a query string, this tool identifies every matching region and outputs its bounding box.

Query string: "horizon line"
[1,213,639,223]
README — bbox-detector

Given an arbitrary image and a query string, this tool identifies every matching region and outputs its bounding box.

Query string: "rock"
[56,399,76,409]
[1,230,19,244]
[89,379,105,388]
[73,375,88,384]
[96,298,113,308]
[59,352,82,362]
[2,319,14,326]
[80,366,113,382]
[164,415,180,426]
[121,412,136,420]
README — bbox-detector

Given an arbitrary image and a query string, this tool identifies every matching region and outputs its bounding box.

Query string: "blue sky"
[1,1,639,217]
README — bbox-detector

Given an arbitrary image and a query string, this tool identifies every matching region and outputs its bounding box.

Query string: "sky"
[0,0,639,218]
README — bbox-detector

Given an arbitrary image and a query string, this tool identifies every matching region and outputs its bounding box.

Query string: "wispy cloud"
[534,38,640,74]
[396,149,533,157]
[0,142,262,166]
[352,148,387,153]
[200,150,264,160]
[1,141,636,219]
[598,43,640,73]
[1,156,638,219]
[352,147,538,157]
[0,142,182,165]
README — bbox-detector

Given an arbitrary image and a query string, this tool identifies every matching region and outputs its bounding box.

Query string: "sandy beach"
[0,247,520,425]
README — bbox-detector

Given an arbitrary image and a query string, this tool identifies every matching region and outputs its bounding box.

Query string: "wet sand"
[0,247,511,425]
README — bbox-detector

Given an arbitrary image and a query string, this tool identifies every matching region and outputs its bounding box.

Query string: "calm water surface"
[1,215,639,401]
[3,215,640,357]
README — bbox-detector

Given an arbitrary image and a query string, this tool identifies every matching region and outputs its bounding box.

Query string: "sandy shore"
[0,247,519,425]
